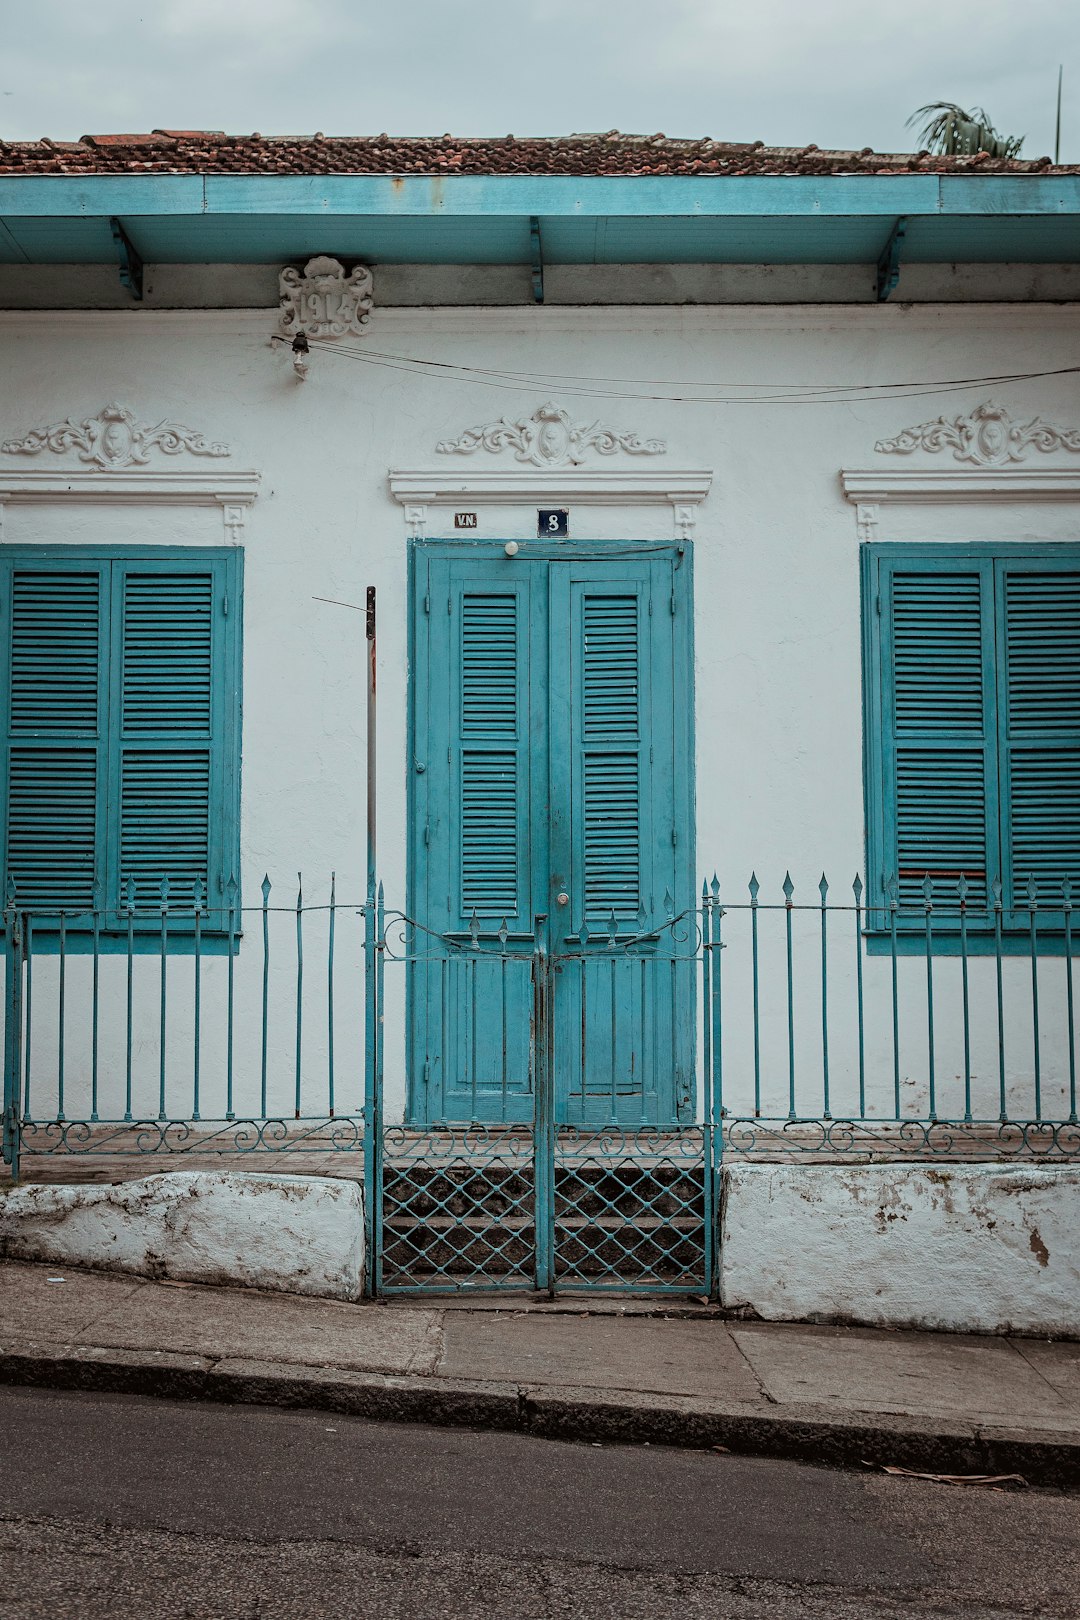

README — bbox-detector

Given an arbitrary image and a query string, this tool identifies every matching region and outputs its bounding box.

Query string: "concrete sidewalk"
[2,1260,1079,1486]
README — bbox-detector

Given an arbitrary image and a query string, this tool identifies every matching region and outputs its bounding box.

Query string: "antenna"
[1056,64,1064,165]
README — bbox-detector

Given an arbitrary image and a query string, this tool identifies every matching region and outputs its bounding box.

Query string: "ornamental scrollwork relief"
[435,402,666,469]
[278,255,375,340]
[875,400,1080,468]
[0,402,231,471]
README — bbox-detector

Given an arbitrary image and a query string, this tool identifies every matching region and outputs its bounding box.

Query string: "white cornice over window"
[389,467,712,539]
[391,402,711,539]
[0,403,259,541]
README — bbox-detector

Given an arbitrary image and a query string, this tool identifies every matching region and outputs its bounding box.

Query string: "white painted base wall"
[0,1171,364,1301]
[721,1163,1080,1337]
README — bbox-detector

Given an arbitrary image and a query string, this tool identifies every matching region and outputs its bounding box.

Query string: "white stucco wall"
[0,1170,364,1299]
[1,299,1078,1128]
[721,1162,1080,1335]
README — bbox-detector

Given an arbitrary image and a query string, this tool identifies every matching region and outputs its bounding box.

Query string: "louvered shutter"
[881,561,997,912]
[452,582,532,925]
[3,564,107,913]
[116,565,220,910]
[581,593,642,918]
[1001,563,1080,902]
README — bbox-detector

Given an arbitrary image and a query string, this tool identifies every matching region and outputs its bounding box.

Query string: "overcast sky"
[1,0,1075,161]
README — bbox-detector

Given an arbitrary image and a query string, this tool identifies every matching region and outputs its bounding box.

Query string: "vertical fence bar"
[3,888,24,1184]
[158,878,169,1121]
[889,876,900,1116]
[294,874,304,1119]
[700,884,711,1121]
[532,910,554,1297]
[923,878,936,1121]
[958,876,972,1124]
[819,874,830,1120]
[749,874,761,1116]
[1027,878,1041,1122]
[327,872,336,1117]
[21,914,32,1121]
[2,931,22,1182]
[124,880,135,1122]
[994,880,1007,1122]
[499,917,509,1124]
[57,911,67,1122]
[783,873,796,1119]
[608,910,618,1124]
[852,875,865,1118]
[1065,880,1076,1124]
[226,876,237,1121]
[710,878,723,1128]
[91,885,101,1123]
[260,876,271,1118]
[192,879,203,1122]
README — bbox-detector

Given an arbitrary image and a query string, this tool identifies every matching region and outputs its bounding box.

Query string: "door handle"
[556,891,570,907]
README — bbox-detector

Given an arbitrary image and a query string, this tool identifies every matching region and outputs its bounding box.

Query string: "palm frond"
[906,101,1024,160]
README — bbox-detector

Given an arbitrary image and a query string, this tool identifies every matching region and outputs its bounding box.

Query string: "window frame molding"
[1,542,244,954]
[860,538,1080,956]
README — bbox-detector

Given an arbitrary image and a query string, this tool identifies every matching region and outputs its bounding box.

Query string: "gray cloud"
[2,0,1075,160]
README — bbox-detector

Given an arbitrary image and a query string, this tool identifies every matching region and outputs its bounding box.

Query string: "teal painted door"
[410,541,694,1126]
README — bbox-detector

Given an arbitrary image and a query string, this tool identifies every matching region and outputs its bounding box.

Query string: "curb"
[2,1345,1078,1489]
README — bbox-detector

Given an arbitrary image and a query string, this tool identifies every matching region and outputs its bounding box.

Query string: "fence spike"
[922,874,934,908]
[1027,874,1039,909]
[608,908,618,946]
[469,908,480,944]
[330,870,336,904]
[261,874,272,904]
[193,876,205,914]
[296,871,303,908]
[159,875,170,909]
[748,871,760,903]
[957,872,969,905]
[580,914,591,947]
[992,876,1003,910]
[701,878,709,901]
[226,873,238,903]
[498,916,508,947]
[819,872,829,902]
[782,871,794,903]
[1064,876,1074,907]
[852,873,863,902]
[710,873,720,899]
[125,875,136,913]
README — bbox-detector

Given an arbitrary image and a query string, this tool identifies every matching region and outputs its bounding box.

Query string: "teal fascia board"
[1,173,1078,267]
[2,171,1079,217]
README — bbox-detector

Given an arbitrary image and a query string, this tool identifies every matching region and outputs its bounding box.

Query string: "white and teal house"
[1,133,1078,1298]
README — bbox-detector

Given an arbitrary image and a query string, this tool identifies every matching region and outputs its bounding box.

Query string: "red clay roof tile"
[0,131,1072,177]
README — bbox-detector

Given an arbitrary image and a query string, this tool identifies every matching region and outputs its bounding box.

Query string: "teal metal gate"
[366,888,718,1297]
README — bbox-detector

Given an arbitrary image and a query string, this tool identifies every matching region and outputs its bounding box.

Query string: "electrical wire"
[308,341,1080,407]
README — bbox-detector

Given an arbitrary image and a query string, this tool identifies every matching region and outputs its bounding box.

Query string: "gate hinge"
[670,591,676,616]
[672,824,678,847]
[423,592,430,615]
[222,591,229,617]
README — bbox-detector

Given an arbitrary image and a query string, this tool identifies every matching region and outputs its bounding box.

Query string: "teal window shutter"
[1,546,241,933]
[456,585,530,922]
[581,593,642,918]
[1000,561,1080,900]
[865,542,1080,937]
[4,563,108,913]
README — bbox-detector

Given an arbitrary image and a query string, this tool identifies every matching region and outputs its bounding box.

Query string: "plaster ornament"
[875,400,1080,468]
[278,255,375,340]
[0,403,231,471]
[435,402,666,469]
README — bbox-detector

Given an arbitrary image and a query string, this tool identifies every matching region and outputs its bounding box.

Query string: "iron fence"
[3,869,1078,1296]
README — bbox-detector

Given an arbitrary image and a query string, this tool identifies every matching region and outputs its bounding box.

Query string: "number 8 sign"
[537,509,569,538]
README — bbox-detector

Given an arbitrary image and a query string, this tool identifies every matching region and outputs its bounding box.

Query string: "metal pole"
[367,586,377,903]
[363,586,379,1296]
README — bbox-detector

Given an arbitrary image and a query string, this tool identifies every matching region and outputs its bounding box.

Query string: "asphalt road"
[0,1387,1077,1619]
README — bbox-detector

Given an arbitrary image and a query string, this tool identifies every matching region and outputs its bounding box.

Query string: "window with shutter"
[1,547,241,939]
[863,542,1080,946]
